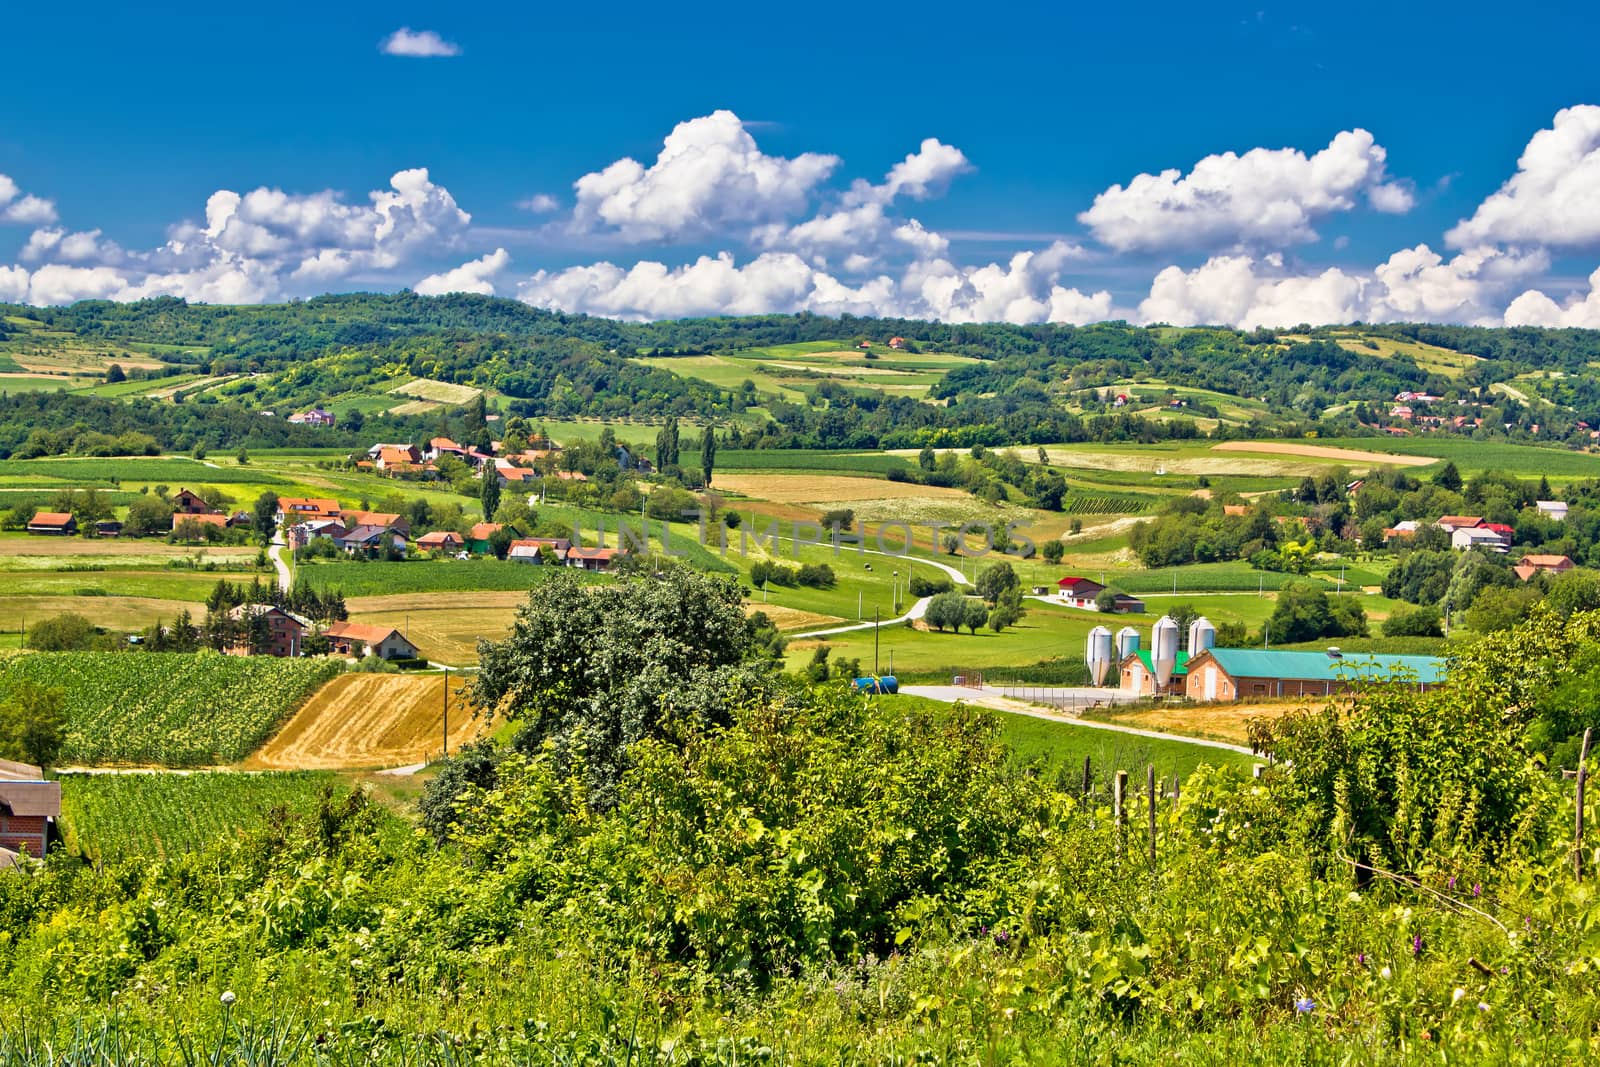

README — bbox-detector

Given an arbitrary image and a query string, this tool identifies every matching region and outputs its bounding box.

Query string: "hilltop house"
[1436,515,1483,534]
[26,511,76,536]
[0,758,60,866]
[287,407,335,427]
[225,604,306,658]
[1452,526,1509,553]
[323,622,421,661]
[1537,500,1569,521]
[1184,648,1446,702]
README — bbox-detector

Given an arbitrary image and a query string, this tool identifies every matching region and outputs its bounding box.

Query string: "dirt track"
[1211,441,1434,467]
[246,674,488,771]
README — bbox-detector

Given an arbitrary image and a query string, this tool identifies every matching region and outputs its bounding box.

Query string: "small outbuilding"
[0,758,61,864]
[26,511,76,536]
[1183,648,1447,702]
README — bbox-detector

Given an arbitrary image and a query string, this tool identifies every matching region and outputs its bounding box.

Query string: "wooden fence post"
[1147,764,1157,866]
[1114,769,1128,848]
[1082,755,1093,797]
[1577,728,1593,883]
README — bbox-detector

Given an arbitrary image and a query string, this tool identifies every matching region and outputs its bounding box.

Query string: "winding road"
[268,539,292,592]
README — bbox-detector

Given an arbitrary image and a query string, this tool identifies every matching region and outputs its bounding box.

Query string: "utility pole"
[874,609,881,677]
[442,666,450,759]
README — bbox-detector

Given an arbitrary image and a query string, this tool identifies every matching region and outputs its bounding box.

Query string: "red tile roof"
[29,511,73,526]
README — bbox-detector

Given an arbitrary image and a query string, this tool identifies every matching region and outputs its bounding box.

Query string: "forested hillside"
[6,294,1600,456]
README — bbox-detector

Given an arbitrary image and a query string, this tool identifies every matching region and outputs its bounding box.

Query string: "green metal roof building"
[1184,648,1447,701]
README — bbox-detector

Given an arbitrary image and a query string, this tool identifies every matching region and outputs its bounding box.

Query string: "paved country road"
[269,539,292,592]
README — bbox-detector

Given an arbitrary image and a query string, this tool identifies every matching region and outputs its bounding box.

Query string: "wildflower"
[1355,952,1367,966]
[1411,934,1424,956]
[221,991,236,1007]
[1380,966,1392,980]
[1294,997,1315,1015]
[1452,987,1466,1004]
[1478,1002,1491,1012]
[993,929,1011,946]
[1472,883,1482,898]
[1447,875,1457,890]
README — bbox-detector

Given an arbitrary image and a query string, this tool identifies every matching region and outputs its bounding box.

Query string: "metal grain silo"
[1086,625,1114,687]
[1115,625,1141,663]
[1188,616,1216,655]
[1151,616,1180,689]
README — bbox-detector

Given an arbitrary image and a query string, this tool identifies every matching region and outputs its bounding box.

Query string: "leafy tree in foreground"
[468,567,780,807]
[974,560,1018,604]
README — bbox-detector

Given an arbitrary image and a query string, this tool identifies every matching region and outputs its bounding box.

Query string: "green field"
[0,457,289,486]
[0,651,343,766]
[295,558,557,597]
[1312,436,1600,478]
[60,771,338,863]
[715,449,915,474]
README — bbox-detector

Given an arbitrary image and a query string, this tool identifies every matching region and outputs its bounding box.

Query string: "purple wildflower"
[993,929,1011,946]
[1472,883,1482,898]
[1356,952,1367,966]
[1411,934,1424,956]
[1448,875,1457,890]
[1294,997,1315,1015]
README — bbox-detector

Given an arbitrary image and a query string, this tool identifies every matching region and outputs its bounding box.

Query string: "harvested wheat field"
[1210,441,1434,467]
[714,473,969,504]
[1098,699,1328,746]
[344,592,527,665]
[246,673,487,771]
[746,603,841,632]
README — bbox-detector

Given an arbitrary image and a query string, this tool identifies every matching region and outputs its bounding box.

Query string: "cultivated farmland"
[247,672,484,770]
[0,651,343,766]
[60,770,338,862]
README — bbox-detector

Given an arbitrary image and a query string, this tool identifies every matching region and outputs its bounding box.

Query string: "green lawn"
[895,694,1255,782]
[1313,436,1600,478]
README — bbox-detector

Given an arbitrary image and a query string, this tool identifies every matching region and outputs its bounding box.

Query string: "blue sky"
[2,1,1599,327]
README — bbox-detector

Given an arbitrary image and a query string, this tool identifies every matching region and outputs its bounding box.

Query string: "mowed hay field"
[344,591,529,665]
[247,673,487,770]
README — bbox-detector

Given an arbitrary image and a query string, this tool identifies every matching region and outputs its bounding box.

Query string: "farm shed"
[1120,650,1188,697]
[566,546,624,571]
[0,758,59,863]
[26,511,76,535]
[1183,648,1447,702]
[467,522,504,554]
[508,537,570,563]
[1056,576,1106,609]
[323,623,422,661]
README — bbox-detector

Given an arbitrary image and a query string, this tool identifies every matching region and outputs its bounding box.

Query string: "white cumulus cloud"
[1080,129,1412,252]
[380,28,461,57]
[1447,105,1600,249]
[570,110,839,242]
[1504,267,1600,328]
[415,248,510,296]
[516,194,561,214]
[0,174,58,225]
[1135,244,1545,329]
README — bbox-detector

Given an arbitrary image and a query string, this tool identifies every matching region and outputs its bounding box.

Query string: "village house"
[425,437,468,462]
[0,758,59,866]
[1119,650,1189,697]
[172,512,232,535]
[508,537,571,563]
[467,522,504,554]
[172,488,217,515]
[888,336,905,350]
[26,511,76,536]
[415,530,465,553]
[1184,648,1446,702]
[337,524,408,558]
[1056,576,1107,609]
[1436,515,1484,534]
[1451,526,1509,552]
[1105,593,1146,614]
[341,510,410,537]
[1515,554,1576,581]
[276,497,342,525]
[566,545,624,571]
[322,622,421,661]
[225,604,306,657]
[495,464,538,488]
